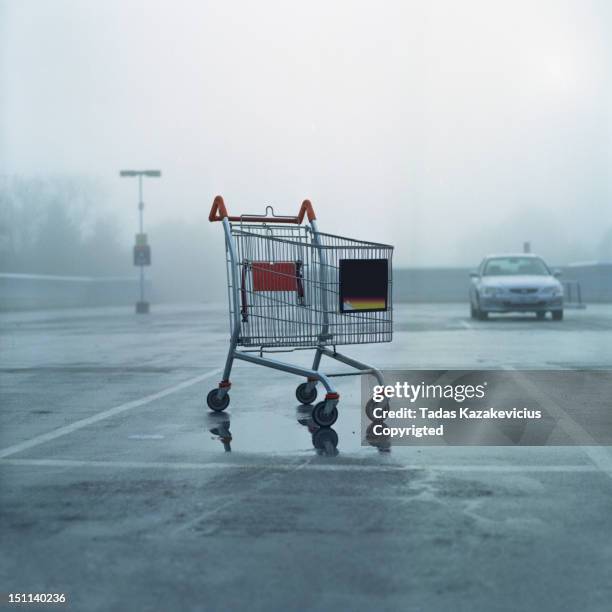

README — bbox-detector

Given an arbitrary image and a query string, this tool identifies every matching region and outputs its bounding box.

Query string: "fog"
[2,0,612,281]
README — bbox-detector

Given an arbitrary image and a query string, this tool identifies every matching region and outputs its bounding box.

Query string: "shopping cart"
[206,195,393,426]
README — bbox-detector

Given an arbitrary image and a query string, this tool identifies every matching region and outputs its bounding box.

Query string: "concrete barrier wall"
[0,274,149,311]
[564,263,612,303]
[394,263,612,303]
[394,268,472,303]
[1,263,610,311]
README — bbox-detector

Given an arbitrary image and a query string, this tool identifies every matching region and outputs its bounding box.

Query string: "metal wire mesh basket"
[228,223,393,347]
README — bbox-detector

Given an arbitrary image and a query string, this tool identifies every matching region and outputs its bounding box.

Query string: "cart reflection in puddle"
[206,407,392,456]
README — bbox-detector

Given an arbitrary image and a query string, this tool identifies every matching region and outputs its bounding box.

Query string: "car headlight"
[542,286,563,297]
[481,287,501,297]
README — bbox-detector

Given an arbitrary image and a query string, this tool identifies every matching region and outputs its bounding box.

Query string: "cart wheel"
[312,401,338,427]
[206,389,230,412]
[365,398,389,421]
[296,382,318,405]
[312,427,339,452]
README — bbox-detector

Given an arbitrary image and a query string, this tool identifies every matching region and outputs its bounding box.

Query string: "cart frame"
[206,195,391,427]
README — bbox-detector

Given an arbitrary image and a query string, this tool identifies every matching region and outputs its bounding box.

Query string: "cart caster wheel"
[312,401,338,427]
[312,427,339,454]
[365,398,389,421]
[296,382,318,405]
[207,389,230,412]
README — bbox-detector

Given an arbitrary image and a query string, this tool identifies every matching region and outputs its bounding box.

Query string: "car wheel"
[470,303,478,319]
[552,310,563,321]
[536,312,546,320]
[478,308,488,320]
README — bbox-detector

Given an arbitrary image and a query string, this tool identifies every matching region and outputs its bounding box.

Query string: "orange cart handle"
[209,195,317,224]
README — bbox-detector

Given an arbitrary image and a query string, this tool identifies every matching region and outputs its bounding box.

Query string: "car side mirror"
[553,269,562,278]
[469,271,479,278]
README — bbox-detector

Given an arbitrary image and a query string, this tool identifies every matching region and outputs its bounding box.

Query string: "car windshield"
[482,257,549,276]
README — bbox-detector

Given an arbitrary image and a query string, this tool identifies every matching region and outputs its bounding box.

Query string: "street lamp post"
[119,169,161,313]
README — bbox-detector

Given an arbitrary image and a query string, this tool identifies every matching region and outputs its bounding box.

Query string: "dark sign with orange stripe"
[339,259,388,313]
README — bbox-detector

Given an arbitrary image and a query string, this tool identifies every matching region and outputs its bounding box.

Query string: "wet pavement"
[1,303,612,611]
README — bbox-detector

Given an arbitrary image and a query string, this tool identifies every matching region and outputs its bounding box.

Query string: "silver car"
[469,254,564,320]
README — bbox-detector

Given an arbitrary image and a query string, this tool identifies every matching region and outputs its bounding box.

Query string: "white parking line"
[459,320,473,330]
[0,369,221,459]
[0,457,600,473]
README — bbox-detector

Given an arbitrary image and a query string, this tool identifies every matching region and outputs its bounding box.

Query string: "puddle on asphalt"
[202,406,397,458]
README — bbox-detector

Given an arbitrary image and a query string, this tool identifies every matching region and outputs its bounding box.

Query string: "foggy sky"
[2,0,612,266]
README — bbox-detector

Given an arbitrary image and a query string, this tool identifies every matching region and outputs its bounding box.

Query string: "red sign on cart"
[252,262,298,292]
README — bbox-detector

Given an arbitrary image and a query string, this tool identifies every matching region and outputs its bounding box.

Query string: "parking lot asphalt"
[1,303,612,611]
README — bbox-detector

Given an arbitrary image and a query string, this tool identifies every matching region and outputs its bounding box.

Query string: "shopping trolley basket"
[206,195,393,426]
